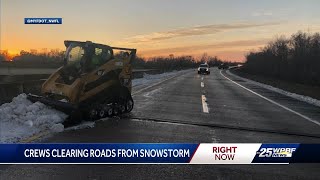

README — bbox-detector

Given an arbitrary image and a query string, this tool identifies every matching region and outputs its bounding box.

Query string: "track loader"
[27,40,136,124]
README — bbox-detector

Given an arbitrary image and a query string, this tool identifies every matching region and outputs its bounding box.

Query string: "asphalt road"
[1,68,320,179]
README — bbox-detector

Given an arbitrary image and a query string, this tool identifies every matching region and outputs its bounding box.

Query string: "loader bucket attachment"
[27,94,76,114]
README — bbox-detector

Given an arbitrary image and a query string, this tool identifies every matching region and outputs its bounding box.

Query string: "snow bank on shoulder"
[227,70,320,107]
[0,94,67,143]
[0,70,189,143]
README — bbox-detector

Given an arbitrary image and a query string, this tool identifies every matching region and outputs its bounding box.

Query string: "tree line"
[133,53,225,71]
[1,49,226,71]
[0,49,64,68]
[243,31,320,86]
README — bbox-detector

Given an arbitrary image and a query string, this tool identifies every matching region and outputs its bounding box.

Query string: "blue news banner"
[0,144,319,164]
[0,144,198,164]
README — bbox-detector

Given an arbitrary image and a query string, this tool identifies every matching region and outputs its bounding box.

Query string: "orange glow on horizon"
[0,50,19,61]
[1,47,246,62]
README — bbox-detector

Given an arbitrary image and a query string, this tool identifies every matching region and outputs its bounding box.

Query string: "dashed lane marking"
[202,95,209,113]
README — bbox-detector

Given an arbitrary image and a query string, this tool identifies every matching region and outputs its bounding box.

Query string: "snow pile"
[0,70,189,143]
[227,70,320,107]
[132,70,188,87]
[0,94,67,143]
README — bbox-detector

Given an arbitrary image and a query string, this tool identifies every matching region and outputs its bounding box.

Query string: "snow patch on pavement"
[0,94,67,143]
[65,121,96,131]
[144,88,163,98]
[227,70,320,107]
[132,70,189,87]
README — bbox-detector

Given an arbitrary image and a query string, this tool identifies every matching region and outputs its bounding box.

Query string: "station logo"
[256,147,296,157]
[252,144,300,163]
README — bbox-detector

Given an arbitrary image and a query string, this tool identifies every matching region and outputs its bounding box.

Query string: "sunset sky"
[1,0,320,61]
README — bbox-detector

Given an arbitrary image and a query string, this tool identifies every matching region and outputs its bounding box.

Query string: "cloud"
[252,11,273,17]
[140,38,271,56]
[252,8,297,17]
[123,22,282,44]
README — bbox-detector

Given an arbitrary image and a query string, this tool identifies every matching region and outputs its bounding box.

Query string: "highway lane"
[205,69,320,136]
[1,68,320,179]
[132,68,320,138]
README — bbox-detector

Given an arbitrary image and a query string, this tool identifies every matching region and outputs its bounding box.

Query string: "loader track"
[64,95,134,126]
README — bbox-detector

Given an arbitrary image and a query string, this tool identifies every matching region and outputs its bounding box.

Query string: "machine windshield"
[65,44,84,66]
[65,43,113,72]
[66,44,84,69]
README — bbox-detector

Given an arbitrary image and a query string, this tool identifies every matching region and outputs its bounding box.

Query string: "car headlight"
[206,68,209,71]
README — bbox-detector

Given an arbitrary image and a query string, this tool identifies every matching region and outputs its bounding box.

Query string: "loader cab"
[64,41,113,73]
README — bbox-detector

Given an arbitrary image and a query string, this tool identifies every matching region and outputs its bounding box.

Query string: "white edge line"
[220,70,320,127]
[201,82,204,88]
[227,70,320,108]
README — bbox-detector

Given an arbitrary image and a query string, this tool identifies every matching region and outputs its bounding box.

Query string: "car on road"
[198,63,210,74]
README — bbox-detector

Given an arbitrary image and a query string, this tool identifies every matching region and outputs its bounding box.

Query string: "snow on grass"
[0,94,67,143]
[227,70,320,107]
[0,70,188,143]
